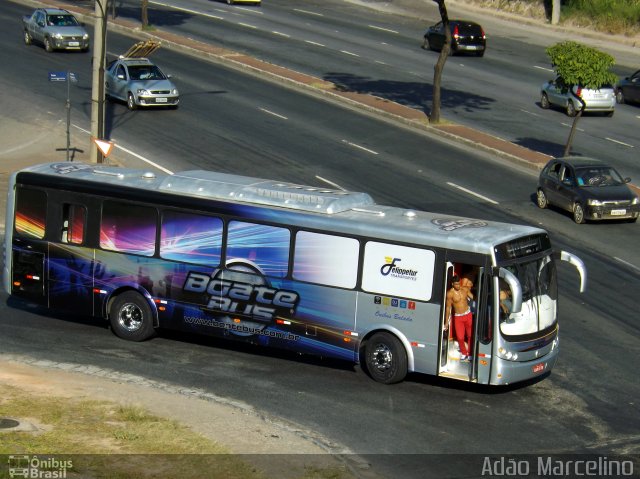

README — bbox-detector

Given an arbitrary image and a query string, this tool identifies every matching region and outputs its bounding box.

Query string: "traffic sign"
[48,72,78,82]
[92,138,115,158]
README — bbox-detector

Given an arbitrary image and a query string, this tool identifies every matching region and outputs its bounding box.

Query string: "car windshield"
[128,65,166,81]
[47,15,79,27]
[576,166,625,187]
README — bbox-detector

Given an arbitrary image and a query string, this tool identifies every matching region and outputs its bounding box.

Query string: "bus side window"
[61,204,86,245]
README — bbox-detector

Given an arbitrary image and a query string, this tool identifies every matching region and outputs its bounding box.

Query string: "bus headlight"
[498,347,518,361]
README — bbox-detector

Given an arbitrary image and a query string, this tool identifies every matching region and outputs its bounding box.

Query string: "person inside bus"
[445,275,474,362]
[499,282,514,323]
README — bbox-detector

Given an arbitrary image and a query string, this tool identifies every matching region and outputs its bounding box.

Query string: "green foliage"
[545,41,618,89]
[563,0,640,34]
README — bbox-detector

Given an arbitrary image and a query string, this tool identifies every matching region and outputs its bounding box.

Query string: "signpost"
[48,71,78,162]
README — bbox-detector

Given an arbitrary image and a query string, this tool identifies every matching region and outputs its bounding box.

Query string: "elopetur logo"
[380,257,418,281]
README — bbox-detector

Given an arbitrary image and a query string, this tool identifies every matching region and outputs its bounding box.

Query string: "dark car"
[615,69,640,105]
[422,20,486,57]
[536,157,639,224]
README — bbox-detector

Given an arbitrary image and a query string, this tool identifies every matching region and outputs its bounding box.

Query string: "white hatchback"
[540,77,615,117]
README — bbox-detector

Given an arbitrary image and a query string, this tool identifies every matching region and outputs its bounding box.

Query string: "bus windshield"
[499,255,558,338]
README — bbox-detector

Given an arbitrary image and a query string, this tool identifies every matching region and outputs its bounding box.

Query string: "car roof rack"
[119,40,161,59]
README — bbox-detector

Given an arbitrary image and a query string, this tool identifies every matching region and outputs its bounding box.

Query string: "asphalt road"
[2,1,640,477]
[92,0,640,180]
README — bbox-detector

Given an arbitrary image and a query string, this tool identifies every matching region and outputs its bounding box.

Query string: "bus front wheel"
[110,291,156,341]
[364,332,407,384]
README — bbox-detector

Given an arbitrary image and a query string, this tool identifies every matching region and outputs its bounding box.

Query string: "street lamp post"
[90,0,108,163]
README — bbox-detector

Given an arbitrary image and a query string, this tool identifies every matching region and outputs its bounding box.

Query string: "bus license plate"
[610,209,626,216]
[532,363,545,373]
[156,98,168,103]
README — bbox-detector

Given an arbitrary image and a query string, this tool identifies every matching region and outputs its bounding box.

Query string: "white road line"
[72,124,174,175]
[534,65,554,72]
[614,257,640,273]
[151,2,224,20]
[238,22,258,29]
[294,8,323,16]
[368,25,399,34]
[375,60,387,65]
[341,50,360,57]
[272,31,290,38]
[447,182,499,204]
[520,109,541,117]
[316,176,347,191]
[259,108,288,120]
[341,140,378,155]
[561,122,584,132]
[605,137,634,148]
[305,40,325,47]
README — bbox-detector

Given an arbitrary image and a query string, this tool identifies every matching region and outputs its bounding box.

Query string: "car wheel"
[109,291,156,341]
[127,92,137,111]
[24,30,32,46]
[363,332,408,384]
[605,110,614,117]
[540,92,550,109]
[566,101,577,117]
[573,203,585,224]
[615,89,625,104]
[227,0,234,4]
[44,36,53,53]
[536,189,548,209]
[475,50,485,57]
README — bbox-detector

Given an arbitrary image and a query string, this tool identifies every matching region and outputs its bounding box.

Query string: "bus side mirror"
[554,251,587,293]
[498,268,522,314]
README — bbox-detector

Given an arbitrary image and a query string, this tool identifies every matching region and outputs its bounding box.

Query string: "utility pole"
[90,0,107,163]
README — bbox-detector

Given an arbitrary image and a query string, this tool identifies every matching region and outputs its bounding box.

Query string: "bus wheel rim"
[371,343,393,371]
[118,303,143,331]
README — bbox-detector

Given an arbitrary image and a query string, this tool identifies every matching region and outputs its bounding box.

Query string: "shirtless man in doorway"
[445,275,474,362]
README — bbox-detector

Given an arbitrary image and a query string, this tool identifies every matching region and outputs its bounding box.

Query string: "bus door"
[438,252,488,383]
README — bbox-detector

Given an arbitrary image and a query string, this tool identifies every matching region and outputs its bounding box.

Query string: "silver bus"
[4,162,586,385]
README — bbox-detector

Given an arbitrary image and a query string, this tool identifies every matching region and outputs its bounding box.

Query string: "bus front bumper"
[489,346,559,386]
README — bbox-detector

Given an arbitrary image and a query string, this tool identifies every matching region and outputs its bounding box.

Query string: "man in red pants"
[445,275,474,362]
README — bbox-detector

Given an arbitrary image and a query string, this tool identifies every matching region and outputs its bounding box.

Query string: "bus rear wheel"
[110,291,155,341]
[364,332,407,384]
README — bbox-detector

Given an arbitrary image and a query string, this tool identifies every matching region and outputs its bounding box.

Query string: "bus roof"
[15,163,546,256]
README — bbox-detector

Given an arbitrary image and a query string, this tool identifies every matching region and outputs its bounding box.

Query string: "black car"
[422,20,486,57]
[536,157,639,224]
[615,69,640,105]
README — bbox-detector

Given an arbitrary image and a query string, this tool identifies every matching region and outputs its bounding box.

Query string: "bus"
[3,162,586,385]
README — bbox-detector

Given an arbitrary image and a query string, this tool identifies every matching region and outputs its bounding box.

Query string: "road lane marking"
[151,2,224,20]
[341,140,378,155]
[316,176,347,191]
[534,65,554,72]
[376,60,387,65]
[238,22,258,29]
[259,108,288,120]
[447,182,499,204]
[72,124,174,175]
[561,122,584,132]
[272,31,290,38]
[341,50,360,57]
[294,8,323,16]
[615,257,640,273]
[605,137,634,148]
[368,25,399,34]
[520,109,541,117]
[305,40,325,47]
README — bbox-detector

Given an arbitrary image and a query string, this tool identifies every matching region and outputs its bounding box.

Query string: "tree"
[430,0,451,124]
[551,0,560,25]
[545,41,618,156]
[141,0,149,30]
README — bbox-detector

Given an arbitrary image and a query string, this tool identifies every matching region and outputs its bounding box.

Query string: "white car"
[105,58,179,110]
[540,77,615,117]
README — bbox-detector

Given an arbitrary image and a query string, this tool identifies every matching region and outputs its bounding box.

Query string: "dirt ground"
[0,356,369,478]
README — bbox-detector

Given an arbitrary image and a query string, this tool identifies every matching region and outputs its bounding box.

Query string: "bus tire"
[364,332,407,384]
[109,291,156,341]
